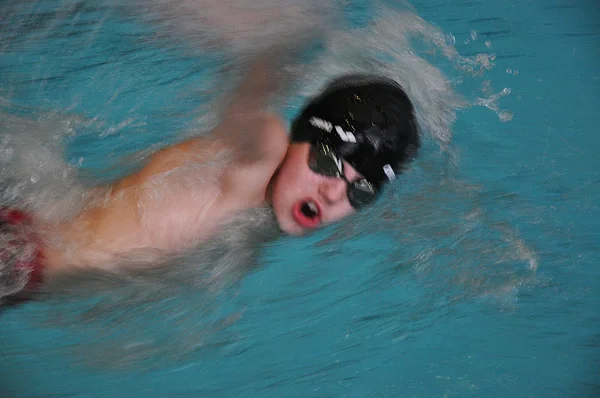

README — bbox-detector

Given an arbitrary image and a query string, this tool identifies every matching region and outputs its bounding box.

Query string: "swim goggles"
[308,142,378,209]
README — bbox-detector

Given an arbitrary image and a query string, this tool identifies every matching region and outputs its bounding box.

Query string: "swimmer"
[0,55,420,302]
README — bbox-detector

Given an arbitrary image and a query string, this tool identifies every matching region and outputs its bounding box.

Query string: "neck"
[264,165,282,207]
[264,179,274,207]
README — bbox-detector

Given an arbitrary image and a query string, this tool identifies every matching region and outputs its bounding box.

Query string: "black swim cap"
[291,74,420,191]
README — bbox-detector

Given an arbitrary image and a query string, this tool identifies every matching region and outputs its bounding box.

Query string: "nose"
[319,178,347,205]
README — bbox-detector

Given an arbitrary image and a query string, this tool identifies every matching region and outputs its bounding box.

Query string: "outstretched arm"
[213,39,315,161]
[222,39,311,121]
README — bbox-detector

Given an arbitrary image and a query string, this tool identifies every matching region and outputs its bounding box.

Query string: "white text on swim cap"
[383,164,396,181]
[309,116,357,143]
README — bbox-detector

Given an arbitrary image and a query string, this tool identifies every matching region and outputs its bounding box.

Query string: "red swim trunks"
[0,207,45,299]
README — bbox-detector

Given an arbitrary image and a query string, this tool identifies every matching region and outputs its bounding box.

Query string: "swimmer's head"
[291,74,420,189]
[270,74,420,235]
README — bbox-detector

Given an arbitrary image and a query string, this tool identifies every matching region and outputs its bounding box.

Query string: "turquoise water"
[1,0,599,397]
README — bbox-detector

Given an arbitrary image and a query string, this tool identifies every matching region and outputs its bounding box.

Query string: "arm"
[222,40,308,120]
[224,53,279,118]
[212,42,310,161]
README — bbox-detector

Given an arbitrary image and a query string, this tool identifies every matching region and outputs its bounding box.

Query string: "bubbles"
[475,85,514,123]
[498,110,514,123]
[1,146,14,160]
[464,29,478,44]
[0,112,91,220]
[446,33,457,45]
[99,118,135,138]
[437,28,515,124]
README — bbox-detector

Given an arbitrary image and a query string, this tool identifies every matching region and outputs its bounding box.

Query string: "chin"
[277,220,305,236]
[274,211,304,236]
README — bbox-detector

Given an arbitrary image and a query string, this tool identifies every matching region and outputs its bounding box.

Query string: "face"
[269,143,366,235]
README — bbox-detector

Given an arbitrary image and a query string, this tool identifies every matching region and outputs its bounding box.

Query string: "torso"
[42,113,288,274]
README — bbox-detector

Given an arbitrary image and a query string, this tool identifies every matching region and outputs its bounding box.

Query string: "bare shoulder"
[219,112,289,203]
[216,111,289,165]
[251,112,289,163]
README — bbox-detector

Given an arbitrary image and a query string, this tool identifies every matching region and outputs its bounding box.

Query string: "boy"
[0,56,419,301]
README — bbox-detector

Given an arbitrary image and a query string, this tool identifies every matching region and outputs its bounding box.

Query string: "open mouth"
[292,199,321,229]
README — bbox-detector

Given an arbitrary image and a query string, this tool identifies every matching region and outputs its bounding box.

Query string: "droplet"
[499,111,514,122]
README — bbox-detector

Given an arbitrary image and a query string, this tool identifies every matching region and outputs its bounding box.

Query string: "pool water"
[1,0,599,397]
